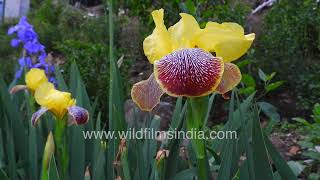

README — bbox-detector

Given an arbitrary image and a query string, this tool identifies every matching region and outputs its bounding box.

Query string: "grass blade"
[251,106,274,180]
[170,168,197,180]
[0,169,9,180]
[49,156,60,180]
[264,135,297,180]
[69,73,86,180]
[106,0,126,179]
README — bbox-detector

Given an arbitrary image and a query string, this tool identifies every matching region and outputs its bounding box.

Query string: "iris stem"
[54,117,68,180]
[186,97,210,180]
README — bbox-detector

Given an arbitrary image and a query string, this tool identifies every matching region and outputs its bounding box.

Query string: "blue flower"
[8,16,43,55]
[14,57,33,79]
[17,29,37,43]
[49,76,57,84]
[8,16,57,84]
[24,41,45,54]
[8,16,33,35]
[10,39,20,47]
[18,57,32,68]
[39,52,47,63]
[15,69,24,79]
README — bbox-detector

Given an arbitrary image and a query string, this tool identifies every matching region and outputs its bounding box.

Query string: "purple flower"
[8,27,17,35]
[7,16,33,35]
[14,57,33,79]
[10,39,20,47]
[17,29,37,42]
[39,52,47,63]
[49,65,55,74]
[8,16,57,84]
[18,57,32,68]
[49,76,57,84]
[8,16,42,54]
[24,41,44,54]
[15,68,24,79]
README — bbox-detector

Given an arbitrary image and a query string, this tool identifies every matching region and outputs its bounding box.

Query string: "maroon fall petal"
[154,48,224,97]
[68,106,89,125]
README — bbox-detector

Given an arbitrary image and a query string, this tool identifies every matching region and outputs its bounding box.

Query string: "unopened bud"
[42,132,55,170]
[156,149,169,162]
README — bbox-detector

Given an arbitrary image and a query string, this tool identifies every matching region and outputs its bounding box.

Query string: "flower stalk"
[186,97,210,180]
[54,117,69,180]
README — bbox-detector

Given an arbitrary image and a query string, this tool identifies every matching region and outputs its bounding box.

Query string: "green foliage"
[276,103,320,179]
[29,0,108,50]
[0,72,297,180]
[237,60,283,97]
[29,0,63,49]
[27,0,132,116]
[0,62,105,179]
[293,103,320,150]
[256,0,320,110]
[55,40,109,109]
[201,0,250,25]
[121,0,250,30]
[0,22,19,82]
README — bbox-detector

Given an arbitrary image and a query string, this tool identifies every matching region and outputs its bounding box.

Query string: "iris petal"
[25,68,48,91]
[10,85,27,94]
[214,34,255,62]
[168,13,200,49]
[10,39,20,47]
[31,107,48,126]
[35,82,76,118]
[8,27,17,35]
[34,82,55,105]
[131,74,164,111]
[68,106,89,125]
[196,22,255,62]
[154,48,224,97]
[15,68,24,79]
[216,63,242,94]
[143,9,173,64]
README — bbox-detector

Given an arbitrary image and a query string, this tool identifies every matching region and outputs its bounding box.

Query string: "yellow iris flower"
[35,82,76,119]
[31,81,88,126]
[10,68,89,125]
[131,9,255,111]
[24,68,75,118]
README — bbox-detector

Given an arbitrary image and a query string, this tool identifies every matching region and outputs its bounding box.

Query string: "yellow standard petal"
[216,63,242,94]
[143,9,173,64]
[35,82,76,119]
[168,13,201,49]
[196,22,255,62]
[25,68,48,92]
